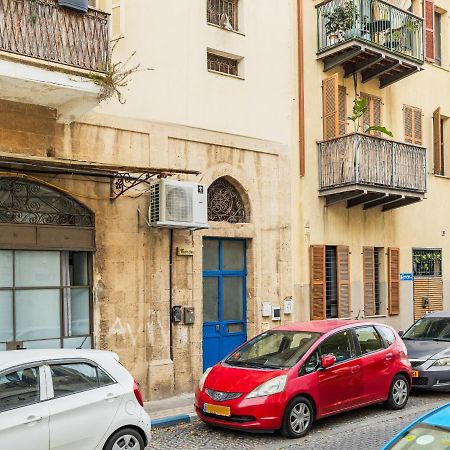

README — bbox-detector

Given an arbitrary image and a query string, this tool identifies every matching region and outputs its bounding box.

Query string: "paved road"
[148,391,449,450]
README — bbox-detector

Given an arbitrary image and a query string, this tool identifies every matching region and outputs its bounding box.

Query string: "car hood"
[205,363,288,394]
[404,339,450,360]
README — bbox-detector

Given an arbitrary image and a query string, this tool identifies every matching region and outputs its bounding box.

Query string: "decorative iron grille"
[207,52,239,76]
[0,0,109,72]
[413,249,442,277]
[207,0,238,30]
[0,178,94,227]
[207,177,246,223]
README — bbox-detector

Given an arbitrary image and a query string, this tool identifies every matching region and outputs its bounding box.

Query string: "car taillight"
[133,380,144,407]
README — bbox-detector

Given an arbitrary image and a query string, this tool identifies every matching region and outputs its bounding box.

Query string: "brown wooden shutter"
[310,245,326,320]
[323,74,339,140]
[361,92,370,132]
[424,0,435,62]
[363,247,375,317]
[338,85,347,136]
[337,245,350,318]
[413,107,423,145]
[404,105,413,144]
[433,107,442,175]
[388,248,400,316]
[371,95,382,137]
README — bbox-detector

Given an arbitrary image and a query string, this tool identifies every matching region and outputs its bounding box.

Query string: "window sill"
[207,22,245,36]
[208,69,245,80]
[364,315,387,319]
[430,63,449,72]
[434,174,450,180]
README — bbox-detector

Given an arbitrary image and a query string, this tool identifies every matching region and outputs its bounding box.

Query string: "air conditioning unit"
[149,179,209,229]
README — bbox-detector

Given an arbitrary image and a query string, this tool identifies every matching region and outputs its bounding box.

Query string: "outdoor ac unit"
[149,179,209,229]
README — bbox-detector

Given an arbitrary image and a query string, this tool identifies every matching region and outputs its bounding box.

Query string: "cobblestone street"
[148,392,449,450]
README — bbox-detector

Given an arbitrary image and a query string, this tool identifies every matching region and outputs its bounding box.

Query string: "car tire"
[103,427,145,450]
[281,396,314,439]
[384,374,409,410]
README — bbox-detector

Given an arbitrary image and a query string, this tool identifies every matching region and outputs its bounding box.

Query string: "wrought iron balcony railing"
[317,0,424,63]
[0,0,109,72]
[319,133,426,193]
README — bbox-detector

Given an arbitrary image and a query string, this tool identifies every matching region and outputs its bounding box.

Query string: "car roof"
[273,319,378,334]
[0,349,118,372]
[422,402,450,428]
[420,311,450,318]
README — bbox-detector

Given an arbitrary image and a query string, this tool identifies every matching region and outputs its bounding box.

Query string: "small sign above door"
[400,273,413,281]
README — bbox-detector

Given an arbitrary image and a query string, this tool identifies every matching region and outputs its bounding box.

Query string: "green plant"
[348,97,393,137]
[323,1,359,39]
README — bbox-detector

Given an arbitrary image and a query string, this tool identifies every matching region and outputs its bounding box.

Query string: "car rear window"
[355,326,384,354]
[376,326,396,347]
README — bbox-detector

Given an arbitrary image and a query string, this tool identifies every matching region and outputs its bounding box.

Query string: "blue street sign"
[400,273,413,281]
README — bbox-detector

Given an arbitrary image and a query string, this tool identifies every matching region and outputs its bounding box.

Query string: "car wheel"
[104,427,145,450]
[281,396,314,438]
[384,374,409,410]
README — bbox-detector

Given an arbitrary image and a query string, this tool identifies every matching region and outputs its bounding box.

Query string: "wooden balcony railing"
[319,133,427,193]
[0,0,109,72]
[317,0,424,63]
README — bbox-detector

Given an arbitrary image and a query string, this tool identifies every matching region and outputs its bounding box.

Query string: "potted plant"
[348,97,393,137]
[323,1,362,43]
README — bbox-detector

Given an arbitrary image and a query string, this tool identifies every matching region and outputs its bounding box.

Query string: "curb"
[151,412,198,428]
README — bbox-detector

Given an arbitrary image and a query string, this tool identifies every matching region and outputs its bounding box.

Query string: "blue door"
[202,238,247,371]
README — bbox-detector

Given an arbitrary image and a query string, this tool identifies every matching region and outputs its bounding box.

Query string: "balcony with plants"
[0,0,110,122]
[316,0,424,88]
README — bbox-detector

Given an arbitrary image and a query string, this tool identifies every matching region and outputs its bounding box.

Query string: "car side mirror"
[321,354,336,369]
[398,331,404,337]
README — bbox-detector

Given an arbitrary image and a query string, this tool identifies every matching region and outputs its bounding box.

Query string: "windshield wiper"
[432,338,450,342]
[262,364,284,369]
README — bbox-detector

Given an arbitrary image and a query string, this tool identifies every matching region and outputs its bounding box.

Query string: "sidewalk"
[144,393,197,428]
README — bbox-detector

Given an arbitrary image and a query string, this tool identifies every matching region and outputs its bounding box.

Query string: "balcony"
[317,0,424,88]
[0,0,109,122]
[318,133,426,211]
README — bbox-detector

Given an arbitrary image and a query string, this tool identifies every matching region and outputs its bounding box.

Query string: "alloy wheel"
[289,402,311,434]
[112,434,141,450]
[392,378,408,406]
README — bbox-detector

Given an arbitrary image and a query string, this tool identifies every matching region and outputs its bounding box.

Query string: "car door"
[354,325,392,402]
[46,360,125,450]
[317,329,363,415]
[0,365,50,450]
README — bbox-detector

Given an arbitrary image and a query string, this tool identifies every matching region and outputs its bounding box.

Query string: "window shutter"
[310,245,326,320]
[112,0,121,38]
[363,247,375,317]
[404,106,413,144]
[388,248,400,316]
[424,0,435,62]
[413,107,423,145]
[433,107,442,175]
[371,96,382,137]
[338,85,347,136]
[337,245,350,318]
[361,93,370,132]
[323,74,339,140]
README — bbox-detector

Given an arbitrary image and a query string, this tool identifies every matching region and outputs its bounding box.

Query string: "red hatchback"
[195,320,412,438]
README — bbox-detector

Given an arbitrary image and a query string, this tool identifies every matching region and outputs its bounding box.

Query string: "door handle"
[215,324,220,332]
[351,365,361,373]
[385,353,393,361]
[24,415,43,425]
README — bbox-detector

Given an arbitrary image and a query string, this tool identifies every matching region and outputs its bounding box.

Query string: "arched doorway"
[0,177,95,351]
[202,177,248,370]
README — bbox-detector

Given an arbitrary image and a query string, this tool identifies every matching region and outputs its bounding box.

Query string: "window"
[363,247,385,317]
[207,52,240,76]
[413,249,442,277]
[0,367,40,412]
[50,363,115,398]
[433,108,449,176]
[310,245,350,320]
[322,74,347,140]
[320,330,356,363]
[207,0,238,31]
[0,250,92,351]
[88,0,96,7]
[355,326,383,354]
[303,349,320,374]
[434,12,442,66]
[388,248,400,316]
[361,93,382,137]
[403,105,422,145]
[376,326,396,346]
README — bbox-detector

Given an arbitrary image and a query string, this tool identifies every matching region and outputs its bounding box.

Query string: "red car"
[195,320,412,438]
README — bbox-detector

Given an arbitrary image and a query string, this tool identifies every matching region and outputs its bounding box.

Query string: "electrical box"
[171,306,182,323]
[262,302,272,317]
[184,307,195,324]
[284,298,293,315]
[272,307,281,321]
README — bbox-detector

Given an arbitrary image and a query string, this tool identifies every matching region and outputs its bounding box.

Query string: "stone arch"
[0,176,94,227]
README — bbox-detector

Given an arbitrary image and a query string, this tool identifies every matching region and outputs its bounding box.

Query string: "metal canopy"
[0,152,200,200]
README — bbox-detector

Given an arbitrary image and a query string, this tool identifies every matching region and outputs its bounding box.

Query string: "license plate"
[412,370,419,377]
[203,403,231,417]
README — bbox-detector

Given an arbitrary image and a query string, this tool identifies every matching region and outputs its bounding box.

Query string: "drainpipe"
[169,228,174,361]
[297,0,305,176]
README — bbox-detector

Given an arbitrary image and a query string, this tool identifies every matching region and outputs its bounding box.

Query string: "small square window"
[207,0,238,31]
[207,52,239,76]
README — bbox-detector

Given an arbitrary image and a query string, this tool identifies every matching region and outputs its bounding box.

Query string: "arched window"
[0,178,94,227]
[208,177,247,223]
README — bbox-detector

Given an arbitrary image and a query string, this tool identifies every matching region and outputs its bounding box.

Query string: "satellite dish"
[219,13,233,31]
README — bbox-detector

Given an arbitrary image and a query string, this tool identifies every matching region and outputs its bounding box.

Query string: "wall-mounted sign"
[177,247,194,256]
[262,302,272,317]
[284,298,293,314]
[400,273,413,281]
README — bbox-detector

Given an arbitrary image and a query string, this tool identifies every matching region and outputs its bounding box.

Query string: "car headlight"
[432,358,450,368]
[245,375,288,399]
[198,367,212,391]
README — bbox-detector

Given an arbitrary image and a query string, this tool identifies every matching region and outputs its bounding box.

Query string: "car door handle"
[385,353,393,361]
[351,365,361,373]
[24,415,43,425]
[105,393,121,401]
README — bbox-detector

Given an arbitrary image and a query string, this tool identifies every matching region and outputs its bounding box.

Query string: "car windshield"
[403,317,450,341]
[387,423,450,449]
[225,330,321,369]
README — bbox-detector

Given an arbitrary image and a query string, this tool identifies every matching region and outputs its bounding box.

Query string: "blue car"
[382,403,450,449]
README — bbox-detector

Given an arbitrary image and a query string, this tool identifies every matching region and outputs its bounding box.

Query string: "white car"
[0,349,151,450]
